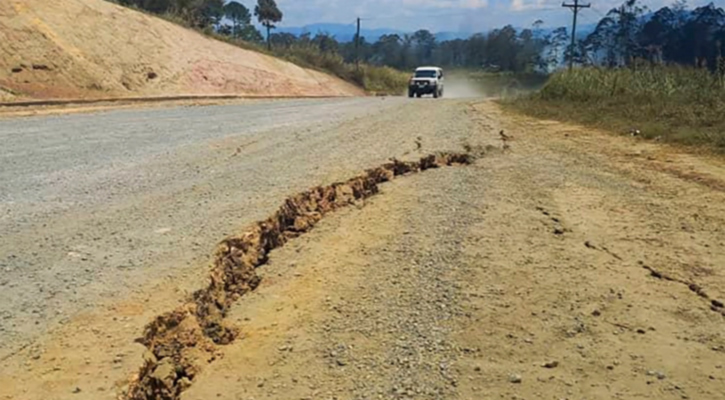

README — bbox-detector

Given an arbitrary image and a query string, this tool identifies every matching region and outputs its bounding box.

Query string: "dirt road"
[1,99,724,400]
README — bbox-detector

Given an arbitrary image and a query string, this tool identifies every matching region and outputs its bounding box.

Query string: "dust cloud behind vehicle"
[434,71,549,99]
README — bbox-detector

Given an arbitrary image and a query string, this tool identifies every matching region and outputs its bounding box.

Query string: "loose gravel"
[0,97,476,360]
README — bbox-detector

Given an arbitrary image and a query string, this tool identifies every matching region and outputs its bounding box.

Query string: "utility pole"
[355,17,361,70]
[562,0,590,70]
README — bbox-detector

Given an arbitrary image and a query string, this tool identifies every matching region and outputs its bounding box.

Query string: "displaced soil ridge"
[642,262,725,317]
[124,152,472,400]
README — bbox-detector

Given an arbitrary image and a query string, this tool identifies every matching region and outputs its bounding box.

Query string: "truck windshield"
[414,70,437,78]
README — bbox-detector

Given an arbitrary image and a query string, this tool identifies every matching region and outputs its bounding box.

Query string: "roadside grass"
[112,4,408,95]
[355,65,410,95]
[193,26,408,95]
[502,66,725,152]
[204,37,409,95]
[271,44,409,95]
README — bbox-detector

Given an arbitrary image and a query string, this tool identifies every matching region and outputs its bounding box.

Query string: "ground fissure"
[125,153,472,400]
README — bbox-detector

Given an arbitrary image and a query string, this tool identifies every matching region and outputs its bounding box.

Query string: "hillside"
[0,0,363,102]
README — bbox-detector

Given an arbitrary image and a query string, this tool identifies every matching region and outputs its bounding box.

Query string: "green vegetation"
[205,33,408,95]
[219,1,263,42]
[108,0,407,94]
[355,66,409,95]
[505,66,725,151]
[348,26,549,74]
[254,0,283,50]
[113,0,225,28]
[272,43,408,95]
[581,1,725,71]
[106,0,725,107]
[501,0,725,152]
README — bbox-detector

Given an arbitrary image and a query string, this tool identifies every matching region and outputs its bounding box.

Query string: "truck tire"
[433,89,439,99]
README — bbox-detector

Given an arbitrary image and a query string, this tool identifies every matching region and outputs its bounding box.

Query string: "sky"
[236,0,720,33]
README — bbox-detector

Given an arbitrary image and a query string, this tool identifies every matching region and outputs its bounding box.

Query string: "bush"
[506,65,725,151]
[355,66,408,95]
[272,44,408,95]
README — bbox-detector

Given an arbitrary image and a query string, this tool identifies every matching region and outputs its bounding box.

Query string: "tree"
[672,0,690,27]
[117,0,174,14]
[222,1,262,42]
[412,30,436,66]
[182,0,224,29]
[224,2,250,34]
[112,0,725,75]
[342,36,372,64]
[608,0,649,65]
[584,16,618,66]
[401,34,415,70]
[680,4,725,69]
[517,28,547,72]
[638,6,678,63]
[465,33,488,68]
[239,24,265,43]
[546,27,569,70]
[217,24,233,36]
[255,0,283,50]
[488,25,520,71]
[578,0,725,68]
[269,32,297,48]
[312,33,339,53]
[581,0,648,67]
[371,34,402,67]
[205,0,225,28]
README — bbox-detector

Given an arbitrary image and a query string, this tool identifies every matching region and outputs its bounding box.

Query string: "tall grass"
[506,66,725,151]
[357,66,409,95]
[272,44,409,95]
[204,36,409,95]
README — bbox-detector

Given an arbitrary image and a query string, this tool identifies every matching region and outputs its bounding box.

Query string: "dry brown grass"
[504,66,725,152]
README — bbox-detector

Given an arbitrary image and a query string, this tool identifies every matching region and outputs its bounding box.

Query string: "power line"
[284,0,674,34]
[286,5,597,35]
[360,10,478,21]
[563,0,591,70]
[355,17,361,70]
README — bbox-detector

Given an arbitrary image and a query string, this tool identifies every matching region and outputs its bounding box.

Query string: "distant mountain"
[277,23,473,42]
[277,23,405,42]
[434,31,472,41]
[276,23,597,43]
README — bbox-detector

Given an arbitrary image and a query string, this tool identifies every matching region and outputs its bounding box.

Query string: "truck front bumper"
[409,84,437,95]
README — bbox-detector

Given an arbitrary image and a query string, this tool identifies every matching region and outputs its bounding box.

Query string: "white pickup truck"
[408,66,444,98]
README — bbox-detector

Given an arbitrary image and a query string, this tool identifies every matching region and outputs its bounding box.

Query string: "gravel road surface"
[1,98,724,400]
[0,97,471,360]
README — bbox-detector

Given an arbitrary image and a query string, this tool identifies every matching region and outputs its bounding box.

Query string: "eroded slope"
[0,0,362,101]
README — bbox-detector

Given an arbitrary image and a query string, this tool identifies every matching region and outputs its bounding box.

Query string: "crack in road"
[124,152,473,400]
[642,262,725,317]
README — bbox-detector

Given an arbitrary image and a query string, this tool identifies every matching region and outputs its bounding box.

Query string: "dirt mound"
[126,153,472,400]
[0,0,362,102]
